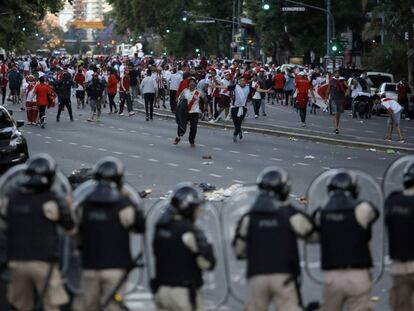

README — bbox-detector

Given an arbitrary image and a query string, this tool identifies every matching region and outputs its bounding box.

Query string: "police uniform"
[152,183,216,311]
[314,172,379,311]
[0,154,75,311]
[233,167,316,311]
[385,162,414,311]
[72,157,145,311]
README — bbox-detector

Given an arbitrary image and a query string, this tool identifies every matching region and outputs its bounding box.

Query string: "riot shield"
[219,185,260,303]
[145,198,227,309]
[305,169,384,285]
[383,155,414,198]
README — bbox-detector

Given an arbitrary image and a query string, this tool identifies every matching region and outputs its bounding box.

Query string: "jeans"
[56,98,73,121]
[285,90,294,106]
[231,107,247,136]
[169,90,177,113]
[177,113,199,144]
[119,92,132,113]
[90,98,101,117]
[260,99,266,115]
[144,93,155,119]
[299,107,307,123]
[1,86,6,105]
[108,93,117,112]
[252,98,261,116]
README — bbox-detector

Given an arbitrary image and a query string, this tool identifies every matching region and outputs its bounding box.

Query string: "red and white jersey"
[219,78,231,97]
[25,81,37,102]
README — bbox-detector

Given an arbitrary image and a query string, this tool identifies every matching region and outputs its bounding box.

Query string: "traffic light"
[262,3,270,10]
[330,39,343,55]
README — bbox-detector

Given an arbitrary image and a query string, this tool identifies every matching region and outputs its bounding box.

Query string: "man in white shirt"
[140,69,158,120]
[168,68,182,113]
[229,77,250,142]
[374,95,405,142]
[173,77,206,147]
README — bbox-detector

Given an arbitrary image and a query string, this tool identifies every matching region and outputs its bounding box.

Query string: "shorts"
[330,100,344,114]
[75,90,85,99]
[388,110,402,127]
[9,88,19,96]
[218,95,231,109]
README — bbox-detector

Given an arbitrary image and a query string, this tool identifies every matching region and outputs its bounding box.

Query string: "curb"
[132,102,413,153]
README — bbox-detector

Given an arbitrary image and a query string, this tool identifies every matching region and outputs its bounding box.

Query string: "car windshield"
[369,75,392,88]
[384,84,397,92]
[0,109,14,128]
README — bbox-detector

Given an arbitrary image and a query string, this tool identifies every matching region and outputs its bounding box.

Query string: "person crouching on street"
[373,94,405,143]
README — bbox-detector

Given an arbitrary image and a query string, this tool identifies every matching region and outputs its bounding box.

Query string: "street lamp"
[262,3,270,10]
[129,38,133,42]
[22,27,26,32]
[195,48,200,53]
[182,16,188,22]
[35,33,39,37]
[166,29,170,33]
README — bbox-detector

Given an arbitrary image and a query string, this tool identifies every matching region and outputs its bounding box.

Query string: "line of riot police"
[0,153,413,311]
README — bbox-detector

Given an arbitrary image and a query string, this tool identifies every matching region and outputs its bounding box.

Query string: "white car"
[366,71,394,95]
[378,82,398,101]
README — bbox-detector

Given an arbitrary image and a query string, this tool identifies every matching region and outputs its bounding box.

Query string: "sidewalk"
[133,97,414,153]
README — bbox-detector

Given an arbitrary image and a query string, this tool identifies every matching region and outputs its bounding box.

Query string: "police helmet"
[256,166,290,201]
[403,162,414,189]
[93,156,124,186]
[170,182,204,219]
[327,170,358,198]
[24,153,57,189]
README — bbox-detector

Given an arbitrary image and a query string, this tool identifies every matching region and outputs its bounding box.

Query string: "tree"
[0,0,68,50]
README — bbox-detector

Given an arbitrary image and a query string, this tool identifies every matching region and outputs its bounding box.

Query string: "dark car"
[0,107,29,174]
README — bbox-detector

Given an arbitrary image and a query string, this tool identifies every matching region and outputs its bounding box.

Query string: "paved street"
[7,103,401,310]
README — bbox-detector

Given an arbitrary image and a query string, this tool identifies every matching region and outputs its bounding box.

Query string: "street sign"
[282,7,306,12]
[71,20,105,29]
[230,42,237,48]
[234,32,242,43]
[195,20,215,24]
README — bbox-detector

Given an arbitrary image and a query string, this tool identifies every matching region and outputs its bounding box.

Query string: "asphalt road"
[7,104,401,310]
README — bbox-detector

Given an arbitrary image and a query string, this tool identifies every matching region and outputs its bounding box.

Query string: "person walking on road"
[169,68,182,113]
[107,67,118,114]
[34,76,52,128]
[273,69,285,104]
[86,73,105,122]
[325,70,348,134]
[229,77,250,142]
[173,77,207,147]
[284,69,296,107]
[24,75,38,125]
[295,72,316,127]
[73,68,86,109]
[119,69,135,117]
[250,74,268,119]
[140,69,157,121]
[8,65,22,106]
[55,72,74,122]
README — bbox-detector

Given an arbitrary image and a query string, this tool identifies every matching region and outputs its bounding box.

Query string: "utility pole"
[326,0,331,57]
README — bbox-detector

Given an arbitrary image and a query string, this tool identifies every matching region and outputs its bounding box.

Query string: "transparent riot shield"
[219,185,259,303]
[144,198,227,309]
[383,155,414,198]
[304,169,384,285]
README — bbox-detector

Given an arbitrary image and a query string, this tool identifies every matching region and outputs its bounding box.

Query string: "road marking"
[118,128,125,131]
[109,126,115,129]
[188,168,200,172]
[209,173,222,178]
[273,148,279,151]
[56,139,63,142]
[148,144,154,146]
[142,132,150,135]
[271,158,282,161]
[295,162,309,166]
[322,166,331,170]
[36,134,42,137]
[147,158,159,162]
[229,150,240,154]
[26,131,32,134]
[69,142,78,145]
[213,147,223,151]
[113,151,124,155]
[248,153,259,157]
[130,155,141,159]
[98,148,107,151]
[198,143,206,147]
[82,145,93,148]
[129,130,136,133]
[45,136,52,139]
[232,179,245,183]
[45,141,51,144]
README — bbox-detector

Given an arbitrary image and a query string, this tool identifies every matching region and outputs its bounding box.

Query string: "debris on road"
[367,148,377,152]
[202,161,213,165]
[304,155,315,159]
[202,155,213,159]
[386,149,396,154]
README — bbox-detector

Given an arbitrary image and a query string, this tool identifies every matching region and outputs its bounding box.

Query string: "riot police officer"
[314,170,379,311]
[0,153,75,311]
[385,161,414,311]
[152,183,216,311]
[232,167,317,311]
[72,157,145,311]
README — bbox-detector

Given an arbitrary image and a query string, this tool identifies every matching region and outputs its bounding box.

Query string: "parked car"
[0,107,29,174]
[378,82,398,100]
[366,72,394,95]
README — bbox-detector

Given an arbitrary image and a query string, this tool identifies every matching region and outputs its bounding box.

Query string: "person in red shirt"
[34,76,52,128]
[295,72,315,127]
[119,69,135,116]
[107,67,118,114]
[176,73,190,99]
[273,69,286,104]
[73,68,86,109]
[0,60,8,106]
[397,79,411,115]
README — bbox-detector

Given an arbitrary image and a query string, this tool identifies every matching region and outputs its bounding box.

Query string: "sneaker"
[87,118,94,122]
[262,113,267,116]
[233,135,237,143]
[114,110,118,114]
[255,115,259,119]
[128,111,135,116]
[209,119,216,123]
[190,143,196,148]
[334,129,339,134]
[173,137,181,145]
[384,138,392,142]
[146,117,149,121]
[70,119,74,122]
[301,122,306,127]
[398,139,405,143]
[225,115,231,121]
[239,132,243,140]
[119,113,124,116]
[41,124,45,129]
[56,119,60,122]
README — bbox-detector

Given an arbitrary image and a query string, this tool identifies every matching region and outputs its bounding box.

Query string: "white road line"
[198,144,206,147]
[148,144,154,146]
[45,141,51,144]
[129,130,136,133]
[167,163,179,167]
[147,158,159,162]
[142,132,150,135]
[26,131,32,134]
[271,158,282,161]
[36,134,42,137]
[209,173,222,178]
[155,135,162,138]
[82,145,92,148]
[232,179,245,184]
[273,148,279,151]
[188,168,201,172]
[113,151,124,155]
[295,162,309,166]
[229,150,240,154]
[69,142,78,145]
[98,148,107,151]
[130,155,141,159]
[45,136,52,139]
[322,166,331,170]
[118,128,125,131]
[109,126,115,129]
[248,153,259,157]
[213,147,223,151]
[56,139,63,142]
